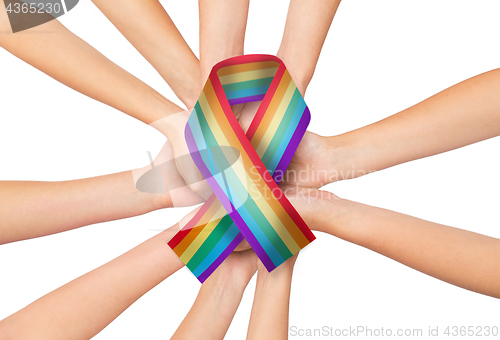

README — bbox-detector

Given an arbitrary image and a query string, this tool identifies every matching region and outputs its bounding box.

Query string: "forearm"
[91,0,201,108]
[277,0,341,94]
[247,261,295,340]
[329,68,500,182]
[171,267,250,339]
[310,195,500,298]
[0,171,171,245]
[199,0,249,82]
[0,7,181,124]
[0,227,184,340]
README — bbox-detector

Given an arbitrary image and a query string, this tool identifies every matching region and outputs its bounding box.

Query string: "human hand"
[203,248,258,289]
[131,139,206,208]
[247,247,298,340]
[256,250,298,278]
[147,100,263,206]
[233,101,333,252]
[237,99,337,188]
[149,111,214,201]
[282,185,339,232]
[171,248,257,340]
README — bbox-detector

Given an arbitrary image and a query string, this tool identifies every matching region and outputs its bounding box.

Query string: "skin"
[171,250,298,340]
[4,1,497,338]
[284,67,500,188]
[198,0,249,83]
[171,250,257,340]
[0,0,208,200]
[167,22,328,329]
[204,0,339,192]
[286,187,500,299]
[0,1,181,125]
[150,110,214,199]
[231,0,340,250]
[181,0,339,198]
[0,140,204,245]
[247,255,297,340]
[0,172,164,245]
[0,225,184,340]
[280,64,500,301]
[0,84,310,247]
[90,0,201,109]
[16,0,499,336]
[0,1,207,198]
[276,0,342,94]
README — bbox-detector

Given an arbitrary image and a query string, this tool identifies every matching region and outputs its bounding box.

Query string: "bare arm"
[288,189,500,299]
[0,140,205,245]
[247,256,297,340]
[0,1,181,125]
[91,0,201,109]
[0,226,184,340]
[277,0,341,94]
[171,250,257,340]
[198,0,249,82]
[0,172,164,245]
[0,3,207,197]
[284,68,500,188]
[330,68,500,183]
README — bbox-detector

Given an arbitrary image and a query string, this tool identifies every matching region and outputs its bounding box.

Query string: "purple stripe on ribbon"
[274,107,311,178]
[227,202,276,271]
[228,94,266,106]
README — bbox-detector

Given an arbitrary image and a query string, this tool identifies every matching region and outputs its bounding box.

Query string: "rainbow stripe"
[168,55,315,282]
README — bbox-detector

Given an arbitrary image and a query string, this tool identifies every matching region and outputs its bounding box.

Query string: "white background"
[1,0,500,339]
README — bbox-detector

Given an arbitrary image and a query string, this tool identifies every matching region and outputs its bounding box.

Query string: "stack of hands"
[1,0,500,339]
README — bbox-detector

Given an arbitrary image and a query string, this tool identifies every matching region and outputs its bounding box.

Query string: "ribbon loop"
[168,55,315,282]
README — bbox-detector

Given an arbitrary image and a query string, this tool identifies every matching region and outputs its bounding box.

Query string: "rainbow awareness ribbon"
[168,54,315,282]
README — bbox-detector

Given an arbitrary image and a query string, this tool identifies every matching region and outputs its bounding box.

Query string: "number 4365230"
[444,326,499,337]
[6,2,62,14]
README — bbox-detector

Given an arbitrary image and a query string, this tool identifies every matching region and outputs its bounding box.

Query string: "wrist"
[130,161,173,211]
[200,254,256,298]
[147,94,184,125]
[324,133,374,183]
[150,192,173,210]
[199,272,247,304]
[154,227,185,280]
[149,109,190,140]
[254,254,296,296]
[131,181,173,212]
[172,76,201,111]
[276,48,311,96]
[200,47,244,82]
[167,58,201,110]
[313,196,371,247]
[257,260,295,285]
